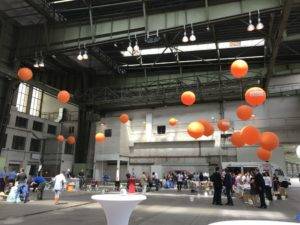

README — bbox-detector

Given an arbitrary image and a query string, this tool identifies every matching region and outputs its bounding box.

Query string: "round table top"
[209,221,298,225]
[91,194,147,202]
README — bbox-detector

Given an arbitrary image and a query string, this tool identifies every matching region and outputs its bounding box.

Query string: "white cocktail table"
[92,194,146,225]
[209,220,298,225]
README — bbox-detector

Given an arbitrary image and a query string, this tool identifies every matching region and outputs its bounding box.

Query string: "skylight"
[121,38,265,57]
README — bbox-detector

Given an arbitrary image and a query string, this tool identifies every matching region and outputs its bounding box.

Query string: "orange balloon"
[57,90,70,104]
[230,59,248,78]
[95,133,105,143]
[241,125,261,145]
[230,131,245,147]
[181,91,196,106]
[169,118,177,126]
[199,119,214,136]
[187,122,205,139]
[260,132,279,151]
[17,67,33,81]
[56,135,64,142]
[119,114,129,123]
[217,119,230,132]
[245,87,266,106]
[67,136,76,145]
[256,147,272,161]
[236,105,253,120]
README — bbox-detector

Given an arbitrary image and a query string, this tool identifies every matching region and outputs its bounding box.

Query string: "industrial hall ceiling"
[0,0,300,112]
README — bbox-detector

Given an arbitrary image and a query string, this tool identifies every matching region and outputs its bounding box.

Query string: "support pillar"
[116,159,120,182]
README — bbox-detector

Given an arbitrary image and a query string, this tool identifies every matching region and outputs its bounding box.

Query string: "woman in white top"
[263,172,273,201]
[53,172,67,205]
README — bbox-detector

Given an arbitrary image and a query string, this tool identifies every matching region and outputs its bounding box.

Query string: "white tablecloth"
[209,220,298,225]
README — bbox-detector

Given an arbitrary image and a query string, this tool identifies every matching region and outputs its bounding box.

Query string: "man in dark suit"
[210,167,223,205]
[254,168,267,208]
[224,168,233,206]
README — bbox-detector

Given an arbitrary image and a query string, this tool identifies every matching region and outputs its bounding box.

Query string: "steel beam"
[18,0,282,57]
[24,0,56,23]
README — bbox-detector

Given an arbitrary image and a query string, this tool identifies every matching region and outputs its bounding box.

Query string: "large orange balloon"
[169,118,177,126]
[236,105,253,121]
[260,132,279,151]
[230,59,248,78]
[119,114,129,123]
[67,136,76,145]
[95,133,105,143]
[245,87,266,106]
[256,147,272,161]
[187,122,205,139]
[217,119,230,132]
[241,125,261,145]
[56,135,64,142]
[181,91,196,106]
[57,90,70,104]
[230,131,245,147]
[17,67,33,81]
[199,119,214,136]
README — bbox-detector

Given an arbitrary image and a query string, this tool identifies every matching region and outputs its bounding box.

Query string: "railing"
[41,111,78,122]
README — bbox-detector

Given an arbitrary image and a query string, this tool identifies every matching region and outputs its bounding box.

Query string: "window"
[104,129,112,137]
[65,144,74,154]
[157,125,166,134]
[29,87,42,117]
[15,116,28,128]
[30,139,41,152]
[32,121,43,132]
[1,134,7,149]
[47,124,57,135]
[12,135,26,150]
[16,83,29,113]
[69,126,75,134]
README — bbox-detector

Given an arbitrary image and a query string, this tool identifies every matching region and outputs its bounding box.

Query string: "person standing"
[177,172,183,191]
[263,172,272,202]
[0,167,7,192]
[33,172,46,200]
[140,172,148,194]
[224,168,233,206]
[53,172,67,205]
[210,167,223,205]
[254,168,267,208]
[78,169,85,190]
[16,168,29,203]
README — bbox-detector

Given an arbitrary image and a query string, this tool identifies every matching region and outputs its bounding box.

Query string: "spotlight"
[83,50,88,60]
[256,10,264,30]
[38,59,45,67]
[206,25,210,31]
[190,30,196,42]
[133,40,139,52]
[77,51,83,61]
[247,12,255,32]
[33,60,39,68]
[127,42,133,53]
[182,30,188,43]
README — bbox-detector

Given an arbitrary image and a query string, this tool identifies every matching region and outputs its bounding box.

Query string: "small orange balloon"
[56,135,64,142]
[260,132,279,151]
[230,131,245,147]
[230,59,248,78]
[217,119,230,132]
[241,125,261,145]
[119,114,129,123]
[67,136,76,145]
[187,122,205,139]
[95,133,105,143]
[245,87,266,106]
[181,91,196,106]
[236,105,253,121]
[199,119,214,136]
[57,90,70,104]
[256,147,272,161]
[169,118,177,126]
[17,67,33,81]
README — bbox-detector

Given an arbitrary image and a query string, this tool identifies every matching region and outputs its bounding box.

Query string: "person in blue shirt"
[7,170,17,184]
[33,172,46,200]
[0,167,7,192]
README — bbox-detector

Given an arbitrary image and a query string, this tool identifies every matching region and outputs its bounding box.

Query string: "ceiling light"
[127,42,133,53]
[296,145,300,158]
[77,51,83,61]
[247,12,255,32]
[182,30,188,43]
[33,60,39,68]
[83,50,88,60]
[38,60,44,67]
[134,40,139,52]
[190,30,196,42]
[256,10,264,30]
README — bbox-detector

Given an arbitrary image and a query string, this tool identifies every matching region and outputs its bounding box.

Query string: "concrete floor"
[0,184,299,225]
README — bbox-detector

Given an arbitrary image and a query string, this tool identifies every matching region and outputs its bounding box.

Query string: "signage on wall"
[31,153,41,160]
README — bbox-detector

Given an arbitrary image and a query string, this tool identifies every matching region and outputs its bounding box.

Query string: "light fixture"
[182,26,188,43]
[33,60,39,68]
[127,42,133,53]
[83,50,88,60]
[38,59,45,67]
[77,51,83,61]
[247,12,255,32]
[256,10,264,30]
[296,145,300,158]
[134,40,139,52]
[189,24,196,42]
